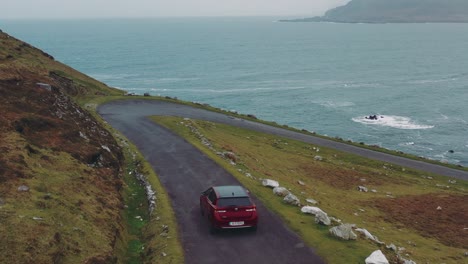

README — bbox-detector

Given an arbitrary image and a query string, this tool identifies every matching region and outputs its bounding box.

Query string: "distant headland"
[280,0,468,23]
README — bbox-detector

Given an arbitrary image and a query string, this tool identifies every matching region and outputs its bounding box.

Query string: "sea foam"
[352,115,434,130]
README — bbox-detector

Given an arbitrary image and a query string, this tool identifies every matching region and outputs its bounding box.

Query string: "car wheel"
[251,226,258,232]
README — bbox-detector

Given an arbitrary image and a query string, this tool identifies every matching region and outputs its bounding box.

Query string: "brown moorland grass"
[0,133,123,263]
[152,116,468,264]
[374,194,468,249]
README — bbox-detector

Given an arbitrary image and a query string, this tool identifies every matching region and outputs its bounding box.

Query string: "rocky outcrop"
[273,186,290,197]
[365,250,389,264]
[262,179,279,188]
[132,170,157,215]
[17,185,29,192]
[315,210,331,226]
[329,224,357,240]
[284,193,300,206]
[358,186,368,192]
[301,206,326,216]
[355,228,384,244]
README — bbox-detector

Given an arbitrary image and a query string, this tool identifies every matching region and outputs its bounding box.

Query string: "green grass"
[0,134,121,263]
[151,116,467,264]
[121,157,149,263]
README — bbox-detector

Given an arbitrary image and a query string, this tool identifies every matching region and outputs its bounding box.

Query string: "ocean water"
[2,17,468,166]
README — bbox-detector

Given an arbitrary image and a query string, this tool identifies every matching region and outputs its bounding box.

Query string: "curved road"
[98,99,468,264]
[99,100,324,264]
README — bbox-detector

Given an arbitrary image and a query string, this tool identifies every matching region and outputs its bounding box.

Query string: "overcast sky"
[2,0,350,19]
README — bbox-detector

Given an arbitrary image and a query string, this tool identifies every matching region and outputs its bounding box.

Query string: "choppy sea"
[2,17,468,166]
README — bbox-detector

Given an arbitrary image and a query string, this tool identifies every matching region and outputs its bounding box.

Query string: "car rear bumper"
[213,218,258,229]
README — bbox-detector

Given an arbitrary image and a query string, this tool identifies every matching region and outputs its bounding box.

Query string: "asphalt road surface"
[98,99,468,264]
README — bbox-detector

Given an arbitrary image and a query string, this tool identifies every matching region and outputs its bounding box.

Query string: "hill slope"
[0,30,126,263]
[282,0,468,23]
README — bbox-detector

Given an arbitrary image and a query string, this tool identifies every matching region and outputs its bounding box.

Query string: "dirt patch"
[298,163,387,190]
[374,194,468,248]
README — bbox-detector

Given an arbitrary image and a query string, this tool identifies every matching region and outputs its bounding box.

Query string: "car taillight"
[216,210,226,213]
[246,208,256,212]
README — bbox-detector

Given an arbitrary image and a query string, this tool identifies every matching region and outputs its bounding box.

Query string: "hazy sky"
[2,0,350,19]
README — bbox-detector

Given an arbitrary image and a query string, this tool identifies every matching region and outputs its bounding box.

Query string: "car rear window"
[217,197,252,207]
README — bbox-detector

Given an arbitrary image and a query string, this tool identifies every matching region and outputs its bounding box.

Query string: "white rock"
[329,217,342,224]
[358,186,368,192]
[262,179,279,188]
[356,228,374,240]
[314,155,323,161]
[386,243,397,252]
[283,193,300,206]
[329,224,357,240]
[301,206,325,216]
[79,131,88,140]
[315,211,331,226]
[17,185,29,192]
[273,186,290,197]
[306,198,318,205]
[365,250,389,264]
[101,145,111,152]
[401,258,416,264]
[355,228,383,244]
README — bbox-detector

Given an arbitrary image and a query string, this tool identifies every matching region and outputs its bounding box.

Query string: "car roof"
[213,185,248,198]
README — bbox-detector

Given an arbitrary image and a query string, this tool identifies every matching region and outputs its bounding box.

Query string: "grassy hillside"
[0,30,183,263]
[0,29,123,97]
[0,29,128,263]
[152,116,468,264]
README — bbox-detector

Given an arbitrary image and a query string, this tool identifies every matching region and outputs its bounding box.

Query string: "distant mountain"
[281,0,468,23]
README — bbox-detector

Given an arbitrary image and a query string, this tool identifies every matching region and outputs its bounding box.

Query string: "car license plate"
[229,221,244,226]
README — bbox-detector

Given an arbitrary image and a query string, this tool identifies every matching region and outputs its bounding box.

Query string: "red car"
[200,185,258,232]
